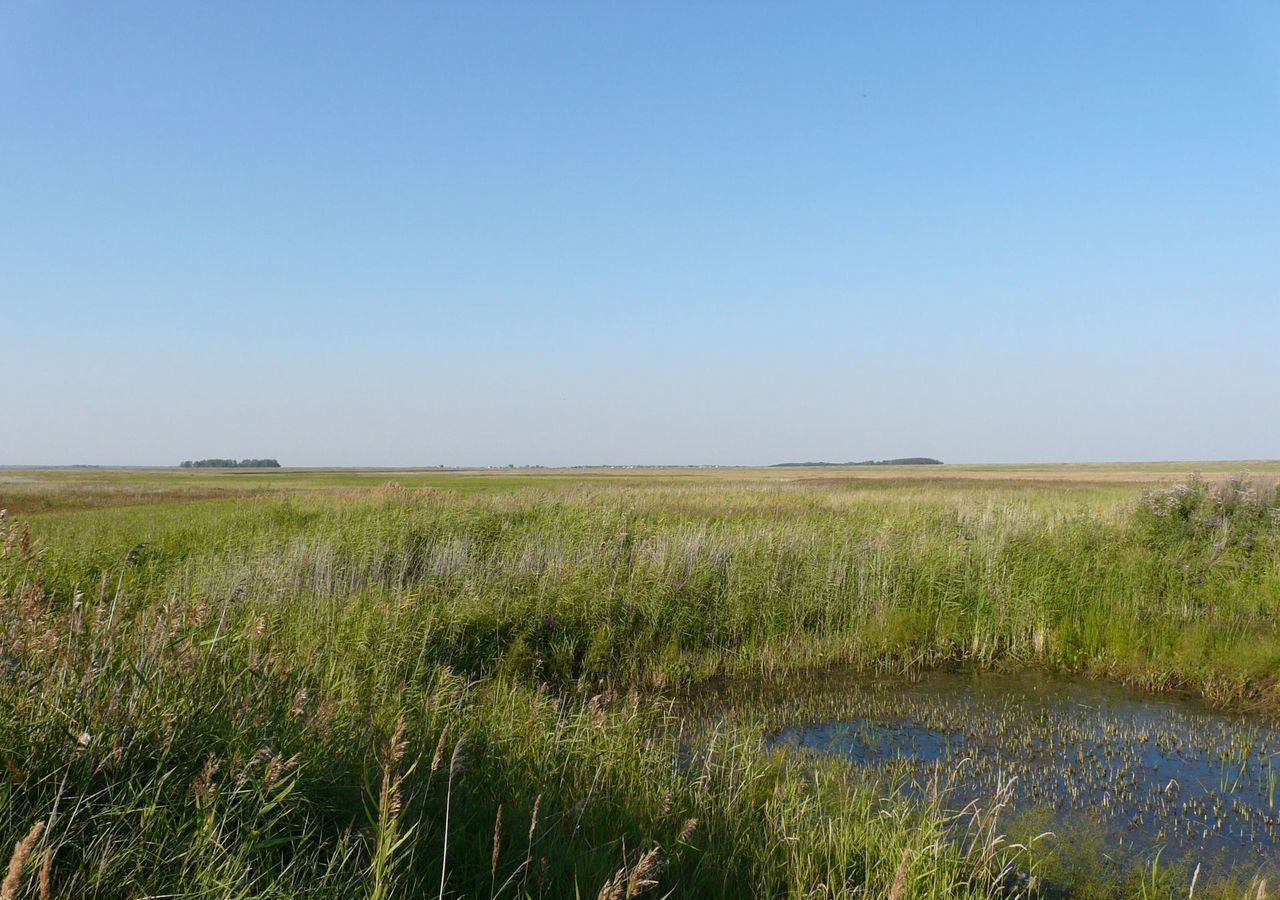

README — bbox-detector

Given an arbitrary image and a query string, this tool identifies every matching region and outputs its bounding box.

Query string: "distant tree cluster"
[771,457,943,468]
[853,457,943,466]
[179,459,281,468]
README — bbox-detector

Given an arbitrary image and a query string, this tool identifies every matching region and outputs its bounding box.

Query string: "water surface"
[708,669,1280,872]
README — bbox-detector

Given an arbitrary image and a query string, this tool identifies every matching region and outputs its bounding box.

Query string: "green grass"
[2,467,1278,897]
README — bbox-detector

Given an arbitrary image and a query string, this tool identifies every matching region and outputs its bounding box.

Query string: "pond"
[700,669,1280,876]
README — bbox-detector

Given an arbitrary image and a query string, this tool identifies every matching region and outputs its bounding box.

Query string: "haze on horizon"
[3,2,1278,468]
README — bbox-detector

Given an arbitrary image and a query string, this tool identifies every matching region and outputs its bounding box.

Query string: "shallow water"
[709,669,1280,871]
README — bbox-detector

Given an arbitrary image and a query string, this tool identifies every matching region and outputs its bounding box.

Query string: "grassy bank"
[2,469,1278,897]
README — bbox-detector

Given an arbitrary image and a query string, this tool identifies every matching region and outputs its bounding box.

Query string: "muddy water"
[709,670,1280,871]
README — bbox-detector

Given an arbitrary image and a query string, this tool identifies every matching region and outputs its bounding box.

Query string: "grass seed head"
[887,847,912,900]
[430,725,449,774]
[2,821,45,900]
[490,803,503,879]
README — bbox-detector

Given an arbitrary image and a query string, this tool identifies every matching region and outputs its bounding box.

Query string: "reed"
[0,468,1276,897]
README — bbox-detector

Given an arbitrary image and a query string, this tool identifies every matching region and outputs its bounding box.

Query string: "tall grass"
[1,474,1277,897]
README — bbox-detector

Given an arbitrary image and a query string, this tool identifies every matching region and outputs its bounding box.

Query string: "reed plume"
[888,848,912,900]
[2,821,44,900]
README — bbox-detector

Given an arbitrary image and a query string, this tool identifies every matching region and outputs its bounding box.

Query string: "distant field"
[2,463,1279,897]
[4,459,1278,515]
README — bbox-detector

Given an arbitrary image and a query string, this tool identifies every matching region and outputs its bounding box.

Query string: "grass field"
[2,463,1279,898]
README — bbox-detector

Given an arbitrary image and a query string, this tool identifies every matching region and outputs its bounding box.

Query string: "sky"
[2,2,1278,467]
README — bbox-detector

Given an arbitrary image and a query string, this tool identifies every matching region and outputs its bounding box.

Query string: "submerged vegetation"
[718,670,1280,877]
[1,466,1279,897]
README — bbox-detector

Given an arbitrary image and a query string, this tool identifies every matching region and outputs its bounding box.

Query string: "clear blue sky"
[3,2,1277,466]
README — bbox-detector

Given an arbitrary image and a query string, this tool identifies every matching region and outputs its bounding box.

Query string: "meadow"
[2,463,1279,898]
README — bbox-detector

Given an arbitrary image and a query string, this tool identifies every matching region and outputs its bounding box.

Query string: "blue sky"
[3,2,1278,466]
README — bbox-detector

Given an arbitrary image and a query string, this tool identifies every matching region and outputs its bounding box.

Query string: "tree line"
[179,459,282,468]
[771,457,942,468]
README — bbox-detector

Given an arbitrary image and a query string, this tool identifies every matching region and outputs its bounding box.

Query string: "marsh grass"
[1,471,1278,897]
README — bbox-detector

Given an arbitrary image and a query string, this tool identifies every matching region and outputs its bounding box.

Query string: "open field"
[5,460,1280,514]
[3,463,1280,898]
